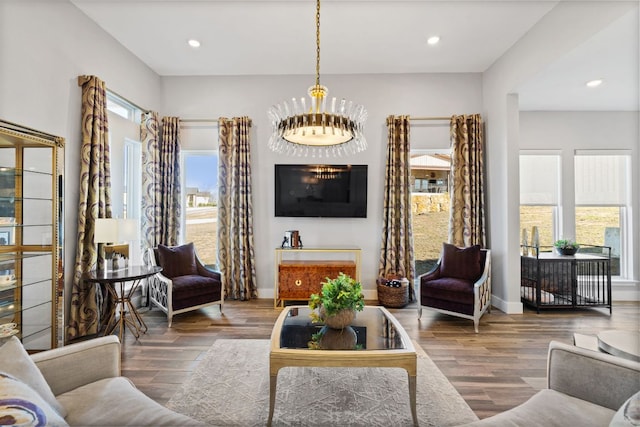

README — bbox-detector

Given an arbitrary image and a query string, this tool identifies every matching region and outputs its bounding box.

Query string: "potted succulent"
[554,239,580,256]
[309,272,365,329]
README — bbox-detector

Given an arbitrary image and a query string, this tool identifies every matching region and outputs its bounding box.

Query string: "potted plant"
[309,272,365,329]
[554,239,580,256]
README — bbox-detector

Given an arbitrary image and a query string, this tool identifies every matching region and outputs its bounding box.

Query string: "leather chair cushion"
[421,277,474,305]
[439,243,482,281]
[157,243,198,279]
[171,275,221,310]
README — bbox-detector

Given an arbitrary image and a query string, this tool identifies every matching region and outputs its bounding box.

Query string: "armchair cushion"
[172,275,222,311]
[157,243,197,279]
[421,277,474,305]
[439,243,482,281]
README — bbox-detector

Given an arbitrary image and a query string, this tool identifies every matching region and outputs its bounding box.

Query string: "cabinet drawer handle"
[295,279,302,286]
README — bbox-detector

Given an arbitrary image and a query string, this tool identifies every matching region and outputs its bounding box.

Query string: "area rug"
[166,339,478,427]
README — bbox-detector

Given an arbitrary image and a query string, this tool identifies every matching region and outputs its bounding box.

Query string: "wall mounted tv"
[275,164,368,218]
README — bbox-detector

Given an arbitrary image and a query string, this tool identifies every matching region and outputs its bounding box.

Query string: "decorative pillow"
[157,243,198,279]
[439,243,483,281]
[610,391,640,426]
[0,372,69,426]
[0,337,67,418]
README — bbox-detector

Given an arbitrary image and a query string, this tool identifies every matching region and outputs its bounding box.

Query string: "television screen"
[275,164,367,218]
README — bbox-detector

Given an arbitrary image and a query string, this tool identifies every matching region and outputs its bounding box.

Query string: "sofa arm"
[30,335,121,397]
[547,340,640,410]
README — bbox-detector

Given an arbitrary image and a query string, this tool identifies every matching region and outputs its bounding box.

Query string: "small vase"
[321,307,356,329]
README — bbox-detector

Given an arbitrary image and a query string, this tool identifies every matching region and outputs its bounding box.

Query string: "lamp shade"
[94,218,138,244]
[94,218,119,244]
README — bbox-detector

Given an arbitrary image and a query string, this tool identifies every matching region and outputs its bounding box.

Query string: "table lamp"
[94,218,138,271]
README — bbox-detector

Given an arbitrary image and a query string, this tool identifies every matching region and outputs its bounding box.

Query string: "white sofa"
[460,340,640,427]
[0,335,203,426]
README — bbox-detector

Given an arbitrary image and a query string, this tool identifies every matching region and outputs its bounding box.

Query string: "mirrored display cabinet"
[0,120,64,350]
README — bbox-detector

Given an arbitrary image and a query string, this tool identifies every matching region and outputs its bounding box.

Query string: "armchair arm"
[196,257,221,280]
[547,340,640,410]
[30,335,121,396]
[419,262,441,283]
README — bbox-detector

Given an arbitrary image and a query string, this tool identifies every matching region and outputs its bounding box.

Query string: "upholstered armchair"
[417,243,491,333]
[146,243,223,326]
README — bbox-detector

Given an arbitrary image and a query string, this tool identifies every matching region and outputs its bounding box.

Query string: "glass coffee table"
[268,305,417,426]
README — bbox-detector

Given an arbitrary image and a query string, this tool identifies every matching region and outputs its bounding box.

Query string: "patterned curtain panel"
[378,115,415,300]
[449,114,487,248]
[159,117,182,246]
[68,75,113,340]
[140,111,161,254]
[217,117,257,300]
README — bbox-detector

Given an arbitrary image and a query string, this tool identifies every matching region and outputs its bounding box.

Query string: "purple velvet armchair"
[146,243,223,326]
[417,243,491,333]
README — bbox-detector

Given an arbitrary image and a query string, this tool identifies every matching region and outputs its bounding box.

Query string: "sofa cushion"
[461,389,615,427]
[0,336,67,418]
[439,243,482,281]
[0,372,69,427]
[157,243,198,279]
[56,377,204,426]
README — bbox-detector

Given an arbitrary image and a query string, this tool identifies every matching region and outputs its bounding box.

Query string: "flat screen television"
[275,164,367,218]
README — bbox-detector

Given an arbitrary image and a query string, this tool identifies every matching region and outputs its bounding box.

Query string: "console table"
[520,246,611,314]
[274,247,361,308]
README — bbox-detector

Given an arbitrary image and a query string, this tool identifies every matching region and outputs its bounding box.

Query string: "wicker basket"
[377,278,410,308]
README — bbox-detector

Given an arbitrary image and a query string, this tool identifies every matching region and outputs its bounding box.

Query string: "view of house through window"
[411,151,451,276]
[182,152,218,267]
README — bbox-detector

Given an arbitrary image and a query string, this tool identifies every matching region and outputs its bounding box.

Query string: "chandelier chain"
[315,0,321,88]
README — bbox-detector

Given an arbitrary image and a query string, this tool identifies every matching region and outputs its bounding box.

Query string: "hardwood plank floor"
[120,299,639,420]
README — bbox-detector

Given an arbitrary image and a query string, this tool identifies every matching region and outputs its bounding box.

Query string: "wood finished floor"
[121,299,639,420]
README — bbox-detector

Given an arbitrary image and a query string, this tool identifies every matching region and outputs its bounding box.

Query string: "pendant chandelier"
[268,0,367,157]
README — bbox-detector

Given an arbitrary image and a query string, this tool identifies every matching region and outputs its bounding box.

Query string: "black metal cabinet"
[521,245,611,314]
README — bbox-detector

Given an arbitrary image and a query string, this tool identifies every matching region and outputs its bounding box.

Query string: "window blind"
[520,154,560,205]
[575,153,630,206]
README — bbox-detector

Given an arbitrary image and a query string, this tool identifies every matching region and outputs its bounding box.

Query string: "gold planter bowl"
[321,307,356,329]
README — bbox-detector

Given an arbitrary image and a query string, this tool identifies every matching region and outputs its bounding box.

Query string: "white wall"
[0,0,162,326]
[162,73,482,299]
[483,2,638,312]
[519,111,639,300]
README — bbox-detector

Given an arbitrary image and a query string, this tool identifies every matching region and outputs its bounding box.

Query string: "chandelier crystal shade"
[268,0,367,157]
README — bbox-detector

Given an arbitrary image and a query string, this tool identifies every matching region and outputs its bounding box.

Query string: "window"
[181,151,219,267]
[106,90,142,265]
[410,150,451,276]
[519,152,560,248]
[123,139,141,221]
[574,151,631,277]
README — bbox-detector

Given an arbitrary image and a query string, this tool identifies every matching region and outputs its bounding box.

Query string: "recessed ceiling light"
[188,39,201,48]
[586,79,603,88]
[427,36,440,45]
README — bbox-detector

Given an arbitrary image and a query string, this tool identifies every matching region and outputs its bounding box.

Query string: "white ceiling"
[71,0,639,111]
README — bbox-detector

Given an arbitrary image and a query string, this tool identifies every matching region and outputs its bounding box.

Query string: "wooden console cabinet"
[274,247,361,308]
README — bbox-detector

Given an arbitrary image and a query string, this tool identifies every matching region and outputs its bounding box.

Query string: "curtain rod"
[409,116,451,121]
[181,119,219,123]
[107,87,150,114]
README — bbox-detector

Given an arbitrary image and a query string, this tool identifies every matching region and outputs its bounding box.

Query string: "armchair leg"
[417,306,422,319]
[168,315,173,328]
[473,319,479,333]
[219,304,223,314]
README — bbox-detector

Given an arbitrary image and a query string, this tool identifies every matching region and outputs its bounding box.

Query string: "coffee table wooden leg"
[268,372,278,427]
[408,372,418,426]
